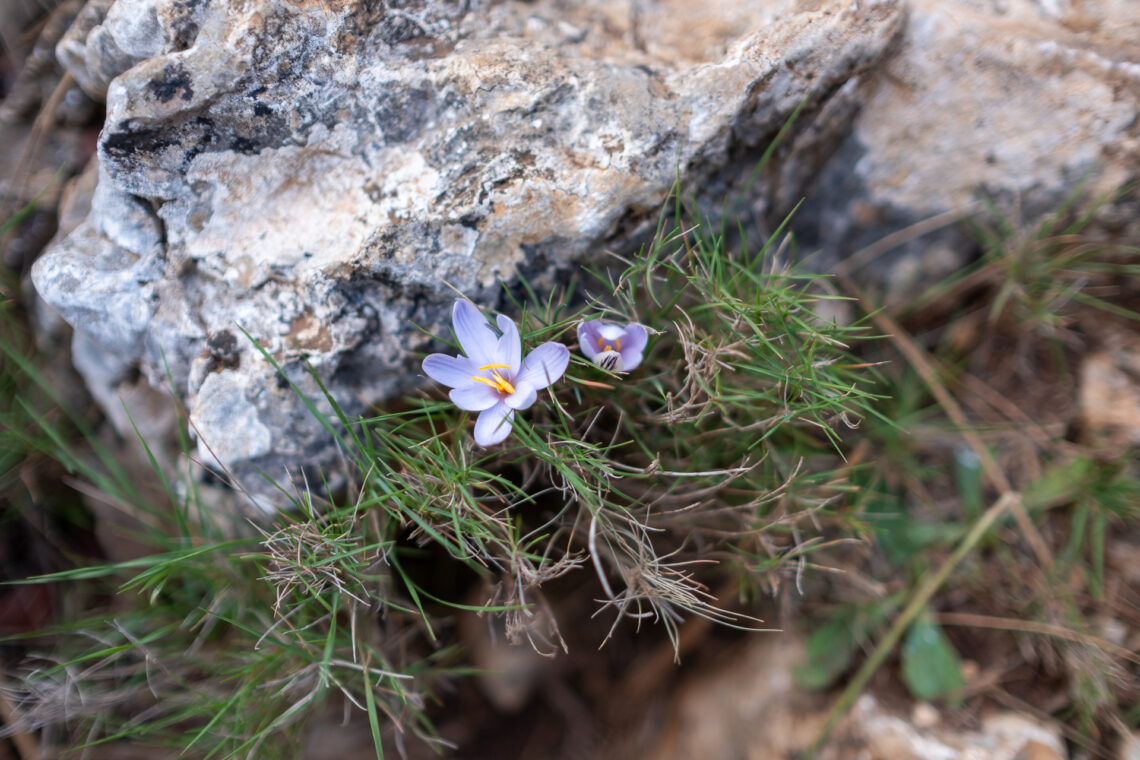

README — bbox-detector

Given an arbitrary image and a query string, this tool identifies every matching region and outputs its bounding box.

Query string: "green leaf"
[901,618,964,700]
[795,614,859,690]
[866,493,960,567]
[795,601,894,691]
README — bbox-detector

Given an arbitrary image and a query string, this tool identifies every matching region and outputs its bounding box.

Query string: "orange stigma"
[597,335,621,353]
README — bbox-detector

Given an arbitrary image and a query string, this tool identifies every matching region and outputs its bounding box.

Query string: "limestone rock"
[32,0,906,500]
[834,696,1067,760]
[797,0,1140,290]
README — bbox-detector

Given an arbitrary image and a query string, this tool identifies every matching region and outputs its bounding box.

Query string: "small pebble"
[912,701,940,728]
[1019,738,1063,760]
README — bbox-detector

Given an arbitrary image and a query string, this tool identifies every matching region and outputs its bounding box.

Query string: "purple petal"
[422,353,477,388]
[618,323,648,371]
[452,300,498,364]
[622,323,649,354]
[577,320,603,360]
[495,314,521,372]
[474,402,514,446]
[504,381,537,410]
[618,347,644,372]
[515,342,570,391]
[449,383,500,411]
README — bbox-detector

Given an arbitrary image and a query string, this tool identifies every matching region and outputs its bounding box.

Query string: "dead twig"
[933,612,1140,666]
[835,204,979,278]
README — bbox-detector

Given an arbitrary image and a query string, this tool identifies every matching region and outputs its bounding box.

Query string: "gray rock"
[794,0,1140,291]
[33,0,1139,505]
[33,164,160,356]
[32,0,907,502]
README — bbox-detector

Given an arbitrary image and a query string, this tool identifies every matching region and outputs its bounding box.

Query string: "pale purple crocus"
[422,300,570,447]
[577,319,648,372]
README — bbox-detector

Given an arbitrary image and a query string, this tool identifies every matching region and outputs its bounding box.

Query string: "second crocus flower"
[577,319,648,372]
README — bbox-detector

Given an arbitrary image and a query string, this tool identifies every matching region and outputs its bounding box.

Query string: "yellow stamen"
[472,366,516,395]
[596,336,605,350]
[615,337,622,351]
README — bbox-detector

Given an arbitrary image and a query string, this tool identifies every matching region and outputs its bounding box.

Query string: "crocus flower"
[423,300,570,447]
[577,319,648,372]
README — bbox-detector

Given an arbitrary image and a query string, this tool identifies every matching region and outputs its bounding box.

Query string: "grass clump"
[802,184,1140,754]
[1,187,878,757]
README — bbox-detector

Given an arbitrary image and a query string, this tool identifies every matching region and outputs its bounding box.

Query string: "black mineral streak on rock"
[205,330,241,372]
[101,123,178,158]
[150,62,195,103]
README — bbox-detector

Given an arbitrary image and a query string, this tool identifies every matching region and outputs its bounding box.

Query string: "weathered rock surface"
[799,0,1140,291]
[831,696,1066,760]
[31,0,907,499]
[29,0,1140,502]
